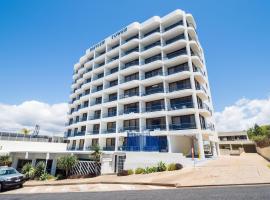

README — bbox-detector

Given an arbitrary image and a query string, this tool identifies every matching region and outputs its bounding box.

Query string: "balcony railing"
[74,131,86,136]
[144,87,164,96]
[165,49,187,59]
[122,60,139,70]
[125,35,139,43]
[103,146,115,151]
[124,47,139,55]
[143,28,160,38]
[169,123,197,130]
[89,130,100,135]
[103,111,117,118]
[165,34,185,46]
[169,102,194,110]
[122,107,139,114]
[145,104,165,112]
[121,126,140,132]
[145,124,167,131]
[167,64,189,75]
[169,84,191,92]
[144,54,162,64]
[143,41,161,51]
[164,20,183,32]
[119,92,140,99]
[102,128,116,134]
[144,70,163,79]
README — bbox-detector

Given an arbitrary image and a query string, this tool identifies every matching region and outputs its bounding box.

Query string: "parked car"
[0,166,25,192]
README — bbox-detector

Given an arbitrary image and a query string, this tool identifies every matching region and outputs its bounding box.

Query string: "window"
[166,48,187,59]
[168,62,189,75]
[97,84,103,91]
[144,27,160,37]
[93,124,100,132]
[108,107,117,116]
[124,87,139,97]
[171,114,196,129]
[145,68,162,79]
[83,101,89,108]
[164,20,183,32]
[145,54,161,64]
[146,99,165,112]
[125,34,138,42]
[97,72,104,79]
[84,89,90,95]
[144,40,160,51]
[165,34,185,45]
[82,113,87,121]
[94,110,101,119]
[146,117,166,130]
[109,93,117,101]
[169,78,191,92]
[170,96,193,109]
[124,59,139,69]
[124,119,139,130]
[92,139,99,146]
[95,97,102,104]
[110,67,118,74]
[110,79,118,87]
[124,72,139,82]
[107,122,116,132]
[145,83,163,95]
[106,138,115,147]
[125,46,139,55]
[124,102,139,113]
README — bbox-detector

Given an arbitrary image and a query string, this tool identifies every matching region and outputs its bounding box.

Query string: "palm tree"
[0,155,12,166]
[21,128,31,136]
[91,145,102,162]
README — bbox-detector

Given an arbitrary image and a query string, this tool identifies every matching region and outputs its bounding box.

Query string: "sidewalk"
[25,153,270,188]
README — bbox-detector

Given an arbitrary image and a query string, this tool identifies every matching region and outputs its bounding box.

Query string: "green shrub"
[157,161,166,172]
[56,174,65,180]
[39,172,49,181]
[127,169,134,175]
[34,161,46,179]
[167,163,177,171]
[135,168,145,174]
[22,163,35,179]
[143,166,158,174]
[0,155,12,167]
[57,155,78,177]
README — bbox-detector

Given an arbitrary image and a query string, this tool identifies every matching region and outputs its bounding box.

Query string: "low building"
[218,131,256,155]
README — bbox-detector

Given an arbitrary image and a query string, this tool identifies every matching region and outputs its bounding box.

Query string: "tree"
[57,155,78,178]
[91,145,102,162]
[0,155,12,166]
[22,163,35,179]
[21,128,31,136]
[34,161,46,178]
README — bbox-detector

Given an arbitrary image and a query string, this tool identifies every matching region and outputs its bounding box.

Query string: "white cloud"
[214,97,270,132]
[0,101,68,136]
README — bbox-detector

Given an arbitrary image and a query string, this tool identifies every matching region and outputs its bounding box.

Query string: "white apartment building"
[65,9,219,166]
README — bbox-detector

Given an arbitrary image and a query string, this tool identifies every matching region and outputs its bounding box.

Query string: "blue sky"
[0,0,269,112]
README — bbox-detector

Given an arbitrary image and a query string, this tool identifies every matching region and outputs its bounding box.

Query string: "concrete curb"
[24,180,270,189]
[24,181,177,188]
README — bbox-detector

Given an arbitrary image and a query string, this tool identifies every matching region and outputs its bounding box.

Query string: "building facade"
[65,9,219,161]
[218,131,256,155]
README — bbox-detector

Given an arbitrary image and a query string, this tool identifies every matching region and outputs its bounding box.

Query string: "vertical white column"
[211,142,217,157]
[51,158,57,176]
[197,133,205,159]
[216,142,220,156]
[115,136,119,151]
[167,135,172,153]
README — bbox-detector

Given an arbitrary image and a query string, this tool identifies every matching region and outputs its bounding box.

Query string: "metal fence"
[70,161,101,176]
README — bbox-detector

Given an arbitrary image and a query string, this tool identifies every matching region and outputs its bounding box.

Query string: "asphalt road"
[1,185,270,200]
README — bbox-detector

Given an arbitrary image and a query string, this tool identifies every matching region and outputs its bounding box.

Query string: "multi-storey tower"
[65,9,219,160]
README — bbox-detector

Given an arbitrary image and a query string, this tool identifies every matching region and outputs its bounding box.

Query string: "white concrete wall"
[0,140,67,153]
[123,152,187,170]
[170,136,192,155]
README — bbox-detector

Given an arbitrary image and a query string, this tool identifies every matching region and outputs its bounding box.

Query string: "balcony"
[123,108,139,114]
[169,102,194,110]
[124,47,139,56]
[119,92,140,99]
[89,114,101,120]
[103,146,115,151]
[122,126,140,132]
[143,28,160,38]
[144,54,162,64]
[193,65,205,76]
[164,20,183,32]
[196,85,207,93]
[165,34,185,46]
[169,123,196,130]
[124,34,139,43]
[102,128,116,134]
[169,84,191,92]
[74,131,86,136]
[167,64,189,75]
[166,49,187,60]
[145,124,166,131]
[122,59,139,70]
[89,130,100,135]
[144,70,163,79]
[143,41,161,51]
[144,87,164,96]
[145,104,165,112]
[103,111,117,118]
